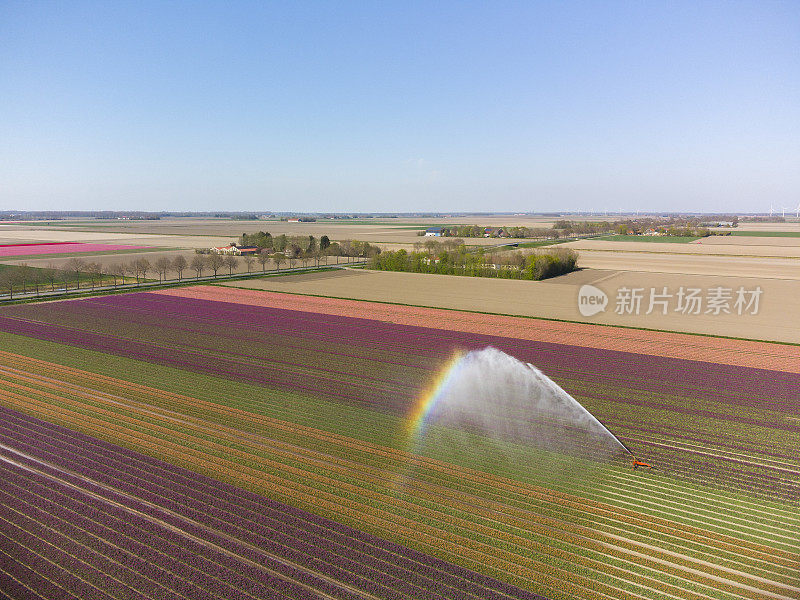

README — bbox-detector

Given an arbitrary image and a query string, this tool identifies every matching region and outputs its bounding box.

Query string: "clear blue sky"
[1,1,798,213]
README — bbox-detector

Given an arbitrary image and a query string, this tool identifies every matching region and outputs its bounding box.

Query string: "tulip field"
[0,286,797,599]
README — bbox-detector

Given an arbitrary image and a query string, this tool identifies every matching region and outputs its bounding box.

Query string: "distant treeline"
[369,241,578,281]
[0,242,380,298]
[428,221,617,239]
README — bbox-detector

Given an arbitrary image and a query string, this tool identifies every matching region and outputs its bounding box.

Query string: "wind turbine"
[769,203,774,218]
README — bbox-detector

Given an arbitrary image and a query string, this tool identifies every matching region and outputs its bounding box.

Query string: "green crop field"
[730,231,800,237]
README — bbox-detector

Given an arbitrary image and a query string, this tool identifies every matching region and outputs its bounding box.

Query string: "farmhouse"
[210,244,259,255]
[424,227,443,237]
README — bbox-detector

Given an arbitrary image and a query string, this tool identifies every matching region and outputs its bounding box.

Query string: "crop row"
[0,344,797,538]
[0,293,796,502]
[2,349,798,535]
[1,369,796,600]
[1,344,798,543]
[0,406,546,600]
[7,292,800,411]
[158,286,800,374]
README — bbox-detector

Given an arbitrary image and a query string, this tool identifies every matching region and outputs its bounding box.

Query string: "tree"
[223,254,239,276]
[64,258,86,290]
[0,269,17,299]
[207,253,224,278]
[272,253,285,271]
[172,255,187,281]
[86,262,103,290]
[18,263,33,295]
[191,255,206,278]
[320,235,330,252]
[257,250,270,272]
[107,263,121,287]
[272,234,288,252]
[243,255,255,274]
[120,262,132,285]
[43,263,58,292]
[132,258,151,285]
[154,256,172,283]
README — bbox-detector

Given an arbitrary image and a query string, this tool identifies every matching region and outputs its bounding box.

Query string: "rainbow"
[404,350,466,450]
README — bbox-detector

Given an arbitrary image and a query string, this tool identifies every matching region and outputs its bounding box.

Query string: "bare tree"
[120,262,132,285]
[243,255,255,274]
[208,253,224,278]
[190,255,206,278]
[172,255,188,280]
[154,256,172,283]
[132,258,151,285]
[44,263,58,291]
[272,253,285,271]
[257,250,270,272]
[87,262,102,290]
[18,263,32,295]
[0,269,17,299]
[64,258,86,290]
[223,255,239,276]
[106,263,121,287]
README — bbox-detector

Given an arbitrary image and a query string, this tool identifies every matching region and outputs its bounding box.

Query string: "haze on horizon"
[1,1,798,214]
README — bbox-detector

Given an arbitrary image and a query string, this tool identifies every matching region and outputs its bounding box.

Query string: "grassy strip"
[730,231,800,238]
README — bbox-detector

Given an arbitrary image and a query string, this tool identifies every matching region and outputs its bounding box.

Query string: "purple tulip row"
[4,292,799,415]
[1,291,797,503]
[0,406,546,600]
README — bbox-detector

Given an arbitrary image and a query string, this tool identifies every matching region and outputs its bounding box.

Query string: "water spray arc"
[405,347,649,474]
[524,362,631,455]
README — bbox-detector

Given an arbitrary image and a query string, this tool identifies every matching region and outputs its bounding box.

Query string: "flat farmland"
[564,238,800,258]
[222,269,800,343]
[573,250,800,280]
[0,287,797,600]
[0,225,237,251]
[2,217,554,247]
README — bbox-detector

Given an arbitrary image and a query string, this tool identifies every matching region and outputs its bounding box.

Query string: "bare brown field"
[729,221,800,232]
[220,268,800,343]
[162,284,800,371]
[575,250,800,279]
[698,235,800,247]
[0,250,192,271]
[0,225,233,250]
[565,238,800,258]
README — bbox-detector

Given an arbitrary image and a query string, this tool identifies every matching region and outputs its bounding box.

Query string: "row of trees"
[422,221,618,239]
[423,225,564,239]
[0,245,372,298]
[369,243,578,281]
